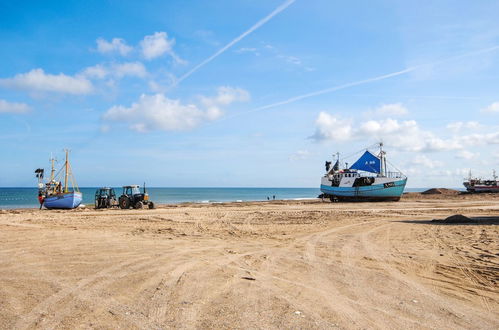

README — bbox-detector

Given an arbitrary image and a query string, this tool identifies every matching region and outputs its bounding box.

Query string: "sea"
[0,187,453,209]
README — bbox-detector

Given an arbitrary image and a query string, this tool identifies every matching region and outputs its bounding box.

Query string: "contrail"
[245,67,416,113]
[222,44,499,120]
[175,0,296,85]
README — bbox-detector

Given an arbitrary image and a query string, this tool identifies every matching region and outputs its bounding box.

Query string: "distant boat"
[463,170,499,193]
[320,143,407,201]
[36,149,82,209]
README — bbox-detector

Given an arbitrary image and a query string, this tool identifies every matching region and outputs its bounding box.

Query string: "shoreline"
[0,187,469,210]
[1,192,497,212]
[0,197,322,211]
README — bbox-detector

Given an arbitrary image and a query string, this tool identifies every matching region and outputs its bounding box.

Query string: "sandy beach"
[0,193,498,329]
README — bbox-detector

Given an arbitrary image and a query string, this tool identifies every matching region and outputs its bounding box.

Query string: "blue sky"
[1,0,498,188]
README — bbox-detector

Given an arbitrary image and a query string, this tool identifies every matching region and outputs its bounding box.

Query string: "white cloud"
[103,94,202,132]
[200,86,250,107]
[310,112,352,142]
[147,72,177,93]
[113,62,147,78]
[0,99,30,113]
[82,62,147,79]
[82,64,108,79]
[96,38,132,56]
[446,121,480,132]
[140,32,185,64]
[311,114,459,152]
[311,112,499,153]
[481,101,499,113]
[103,87,250,132]
[0,69,93,95]
[459,132,499,146]
[411,155,443,168]
[200,86,250,120]
[355,118,459,152]
[456,150,479,160]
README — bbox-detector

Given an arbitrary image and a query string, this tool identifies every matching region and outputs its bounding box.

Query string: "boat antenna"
[493,170,497,181]
[49,153,57,182]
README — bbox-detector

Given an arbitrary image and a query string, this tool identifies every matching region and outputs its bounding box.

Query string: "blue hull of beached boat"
[44,191,82,209]
[321,178,407,201]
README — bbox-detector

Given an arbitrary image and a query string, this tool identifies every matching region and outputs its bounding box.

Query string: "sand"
[0,193,498,329]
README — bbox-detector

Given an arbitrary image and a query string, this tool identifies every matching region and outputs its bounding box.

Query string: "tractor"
[94,187,118,209]
[119,184,154,209]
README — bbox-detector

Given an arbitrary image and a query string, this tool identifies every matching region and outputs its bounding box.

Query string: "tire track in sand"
[359,222,498,329]
[16,244,224,329]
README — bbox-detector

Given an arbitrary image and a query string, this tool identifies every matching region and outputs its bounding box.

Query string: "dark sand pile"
[432,214,475,223]
[422,188,460,195]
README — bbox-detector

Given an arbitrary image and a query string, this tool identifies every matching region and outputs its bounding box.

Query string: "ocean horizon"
[0,187,464,209]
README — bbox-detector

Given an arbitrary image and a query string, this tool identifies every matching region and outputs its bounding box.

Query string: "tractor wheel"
[134,201,143,209]
[119,197,130,209]
[148,202,155,209]
[95,199,99,209]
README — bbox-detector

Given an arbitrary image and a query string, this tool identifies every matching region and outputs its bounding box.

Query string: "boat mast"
[379,142,386,176]
[49,153,56,182]
[64,149,69,193]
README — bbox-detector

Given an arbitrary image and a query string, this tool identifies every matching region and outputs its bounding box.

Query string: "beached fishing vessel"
[463,170,499,193]
[35,150,82,209]
[320,143,407,201]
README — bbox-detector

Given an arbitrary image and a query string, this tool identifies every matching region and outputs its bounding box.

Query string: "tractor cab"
[123,185,141,196]
[119,184,154,209]
[94,187,117,209]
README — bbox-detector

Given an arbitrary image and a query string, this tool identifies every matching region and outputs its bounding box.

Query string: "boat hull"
[321,178,407,201]
[44,192,82,209]
[464,186,499,193]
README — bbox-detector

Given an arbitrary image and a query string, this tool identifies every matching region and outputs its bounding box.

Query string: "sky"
[0,0,498,188]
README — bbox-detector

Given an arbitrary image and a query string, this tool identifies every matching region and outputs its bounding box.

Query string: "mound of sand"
[432,214,475,223]
[422,188,460,195]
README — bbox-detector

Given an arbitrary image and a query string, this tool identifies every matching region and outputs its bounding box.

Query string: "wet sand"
[0,193,498,329]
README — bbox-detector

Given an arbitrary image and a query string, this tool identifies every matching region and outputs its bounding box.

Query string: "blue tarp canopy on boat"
[349,151,381,173]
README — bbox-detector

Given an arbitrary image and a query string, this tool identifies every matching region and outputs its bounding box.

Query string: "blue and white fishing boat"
[43,191,82,209]
[320,143,407,201]
[36,149,82,209]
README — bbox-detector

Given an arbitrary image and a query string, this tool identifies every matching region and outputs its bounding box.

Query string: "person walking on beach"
[38,193,44,210]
